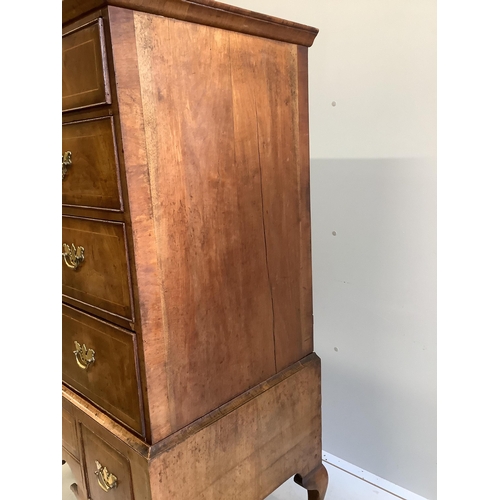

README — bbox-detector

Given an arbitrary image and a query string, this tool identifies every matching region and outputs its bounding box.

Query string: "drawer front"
[62,216,134,323]
[63,305,144,435]
[81,424,134,500]
[62,407,80,459]
[62,116,123,211]
[63,18,111,112]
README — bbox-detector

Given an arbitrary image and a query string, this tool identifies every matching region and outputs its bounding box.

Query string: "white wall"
[230,1,436,499]
[311,157,436,500]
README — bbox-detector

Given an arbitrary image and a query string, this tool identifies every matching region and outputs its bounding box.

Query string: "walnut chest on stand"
[61,1,326,499]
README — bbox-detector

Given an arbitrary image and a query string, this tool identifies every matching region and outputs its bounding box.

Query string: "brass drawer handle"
[94,461,118,492]
[73,341,95,370]
[62,151,72,180]
[62,243,85,270]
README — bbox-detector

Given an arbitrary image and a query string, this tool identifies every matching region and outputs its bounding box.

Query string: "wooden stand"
[62,354,323,499]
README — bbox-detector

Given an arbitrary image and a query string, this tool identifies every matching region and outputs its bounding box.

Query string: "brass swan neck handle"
[62,151,72,180]
[62,243,84,270]
[73,341,95,370]
[95,461,118,492]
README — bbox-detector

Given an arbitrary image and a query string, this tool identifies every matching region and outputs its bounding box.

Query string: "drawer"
[62,407,80,459]
[63,18,111,112]
[63,304,144,435]
[81,424,134,500]
[62,116,123,211]
[62,216,134,323]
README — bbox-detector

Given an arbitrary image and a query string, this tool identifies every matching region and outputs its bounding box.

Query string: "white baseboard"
[322,451,429,500]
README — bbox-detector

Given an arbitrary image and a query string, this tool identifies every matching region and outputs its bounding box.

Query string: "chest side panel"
[110,6,313,439]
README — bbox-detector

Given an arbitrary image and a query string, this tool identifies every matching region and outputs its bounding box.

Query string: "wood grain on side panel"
[133,12,278,432]
[108,7,314,441]
[296,45,314,360]
[148,355,322,500]
[227,31,313,372]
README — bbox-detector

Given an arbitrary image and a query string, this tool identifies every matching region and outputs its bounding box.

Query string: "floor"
[62,459,405,500]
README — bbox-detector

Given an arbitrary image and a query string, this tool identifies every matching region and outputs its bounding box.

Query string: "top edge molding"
[62,0,319,47]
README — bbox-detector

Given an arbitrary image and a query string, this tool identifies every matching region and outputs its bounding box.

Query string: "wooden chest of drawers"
[62,1,326,499]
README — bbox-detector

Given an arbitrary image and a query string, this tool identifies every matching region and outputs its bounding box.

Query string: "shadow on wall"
[309,158,437,500]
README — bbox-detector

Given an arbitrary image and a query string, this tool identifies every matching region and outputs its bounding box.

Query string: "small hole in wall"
[332,231,337,236]
[334,347,339,352]
[331,101,337,107]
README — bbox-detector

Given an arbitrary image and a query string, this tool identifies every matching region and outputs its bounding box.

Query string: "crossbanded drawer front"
[63,18,111,112]
[62,407,80,459]
[63,305,144,435]
[81,424,134,500]
[62,216,134,323]
[62,116,123,211]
